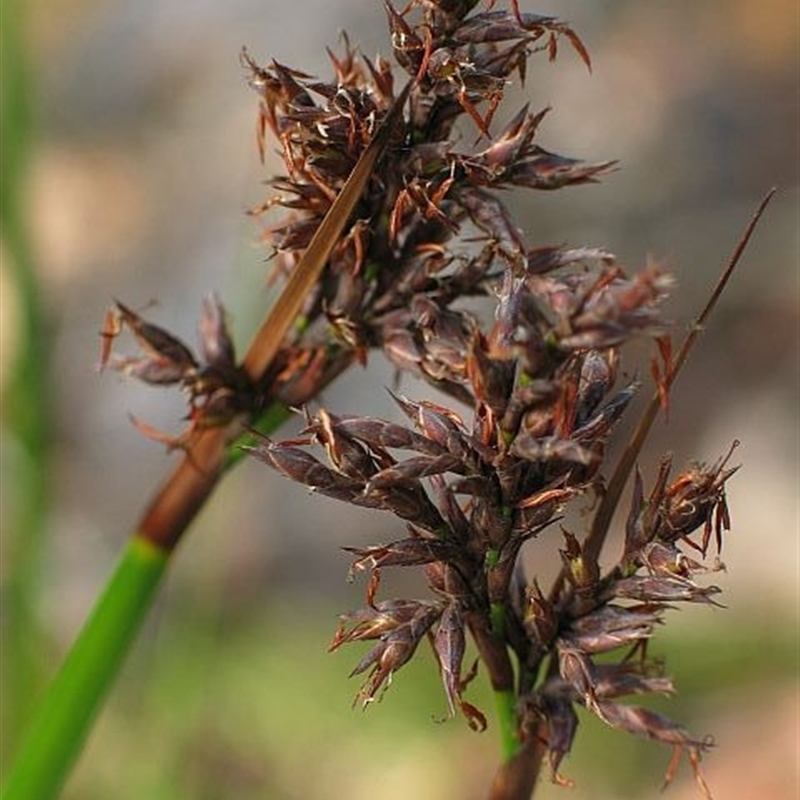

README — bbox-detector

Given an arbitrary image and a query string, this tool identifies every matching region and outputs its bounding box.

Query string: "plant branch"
[486,738,544,800]
[468,607,520,762]
[1,539,168,800]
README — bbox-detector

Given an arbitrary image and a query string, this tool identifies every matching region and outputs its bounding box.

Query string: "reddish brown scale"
[613,574,723,607]
[433,602,467,717]
[333,415,449,457]
[344,536,456,575]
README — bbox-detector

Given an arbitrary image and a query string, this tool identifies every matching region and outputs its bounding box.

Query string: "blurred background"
[1,0,796,798]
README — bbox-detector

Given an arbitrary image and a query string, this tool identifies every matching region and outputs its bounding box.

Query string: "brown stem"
[486,737,547,800]
[138,427,230,551]
[138,349,356,551]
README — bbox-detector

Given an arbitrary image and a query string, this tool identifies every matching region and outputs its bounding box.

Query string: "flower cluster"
[249,287,735,792]
[100,1,739,794]
[523,446,736,791]
[243,2,737,795]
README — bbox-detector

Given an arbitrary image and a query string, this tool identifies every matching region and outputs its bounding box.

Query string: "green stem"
[489,599,519,763]
[484,548,521,764]
[492,687,520,763]
[1,538,168,800]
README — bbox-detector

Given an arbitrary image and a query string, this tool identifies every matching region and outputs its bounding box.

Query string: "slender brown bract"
[137,82,411,552]
[241,80,412,381]
[579,186,776,574]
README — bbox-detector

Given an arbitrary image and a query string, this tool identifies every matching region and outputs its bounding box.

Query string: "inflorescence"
[101,2,739,794]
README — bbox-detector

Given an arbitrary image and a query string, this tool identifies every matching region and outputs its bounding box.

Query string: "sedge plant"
[1,3,774,800]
